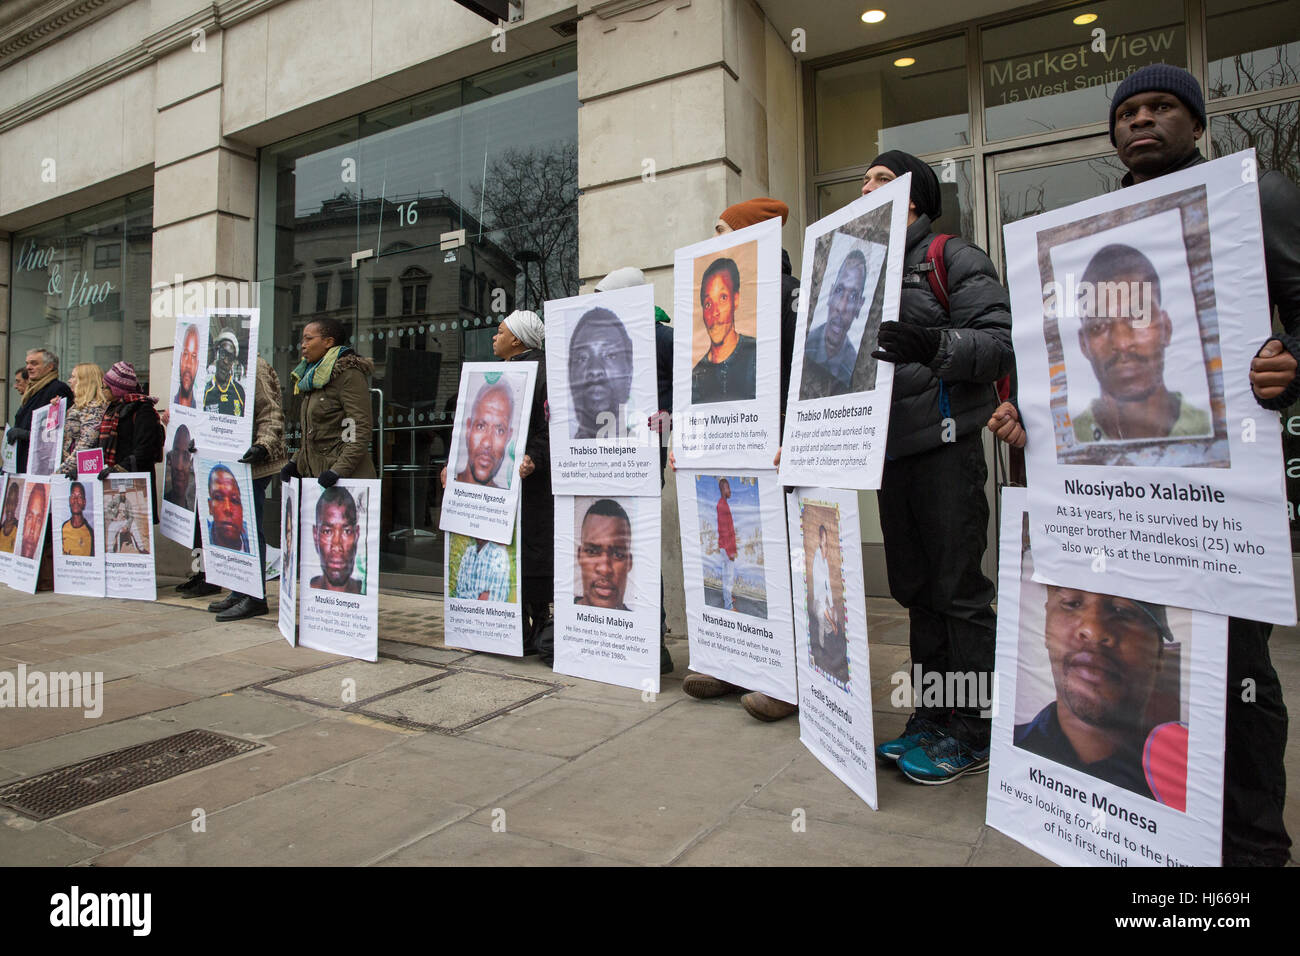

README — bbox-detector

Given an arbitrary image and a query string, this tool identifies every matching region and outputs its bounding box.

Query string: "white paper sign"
[279,477,299,645]
[1,429,16,473]
[196,309,258,458]
[1009,151,1295,625]
[786,486,877,809]
[546,284,660,495]
[196,457,263,599]
[677,469,796,703]
[26,399,66,476]
[438,362,537,545]
[9,475,52,593]
[444,509,524,657]
[554,494,662,693]
[298,478,380,662]
[103,473,155,601]
[671,217,783,468]
[986,488,1226,867]
[51,476,105,597]
[781,176,908,490]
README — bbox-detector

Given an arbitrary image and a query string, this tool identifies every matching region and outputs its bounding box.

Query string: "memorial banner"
[438,362,536,545]
[196,309,258,458]
[298,478,380,662]
[0,475,21,585]
[103,473,156,601]
[51,476,105,597]
[1,428,16,473]
[987,489,1227,867]
[1010,150,1295,625]
[9,475,51,593]
[554,494,662,693]
[196,457,263,599]
[278,477,299,645]
[671,217,783,468]
[159,416,198,548]
[444,510,524,657]
[26,399,65,476]
[677,469,796,703]
[546,284,660,495]
[780,175,908,489]
[786,486,877,808]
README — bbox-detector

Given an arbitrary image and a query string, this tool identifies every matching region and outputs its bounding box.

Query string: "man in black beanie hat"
[988,63,1299,866]
[859,150,1015,785]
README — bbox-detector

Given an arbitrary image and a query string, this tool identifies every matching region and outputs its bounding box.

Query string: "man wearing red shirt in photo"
[715,477,737,611]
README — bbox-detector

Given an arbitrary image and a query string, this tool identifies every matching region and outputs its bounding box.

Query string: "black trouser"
[521,573,552,651]
[1223,616,1291,865]
[878,430,996,746]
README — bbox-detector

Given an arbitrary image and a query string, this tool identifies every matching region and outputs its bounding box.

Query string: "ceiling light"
[861,10,886,24]
[893,56,915,67]
[1073,13,1098,25]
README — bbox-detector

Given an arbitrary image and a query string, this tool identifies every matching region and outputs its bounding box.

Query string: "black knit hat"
[867,150,942,221]
[1109,64,1207,145]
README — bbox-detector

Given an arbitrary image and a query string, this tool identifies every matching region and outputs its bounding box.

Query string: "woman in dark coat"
[96,361,165,518]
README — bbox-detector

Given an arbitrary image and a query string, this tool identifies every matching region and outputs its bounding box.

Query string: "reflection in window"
[1206,0,1300,99]
[315,279,328,312]
[373,286,387,317]
[1211,101,1300,183]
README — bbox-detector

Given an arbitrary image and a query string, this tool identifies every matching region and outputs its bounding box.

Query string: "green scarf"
[292,346,348,395]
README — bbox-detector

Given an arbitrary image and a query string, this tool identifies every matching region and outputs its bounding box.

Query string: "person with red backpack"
[863,150,1015,784]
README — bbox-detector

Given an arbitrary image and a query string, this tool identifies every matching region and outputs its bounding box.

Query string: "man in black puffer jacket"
[863,151,1014,785]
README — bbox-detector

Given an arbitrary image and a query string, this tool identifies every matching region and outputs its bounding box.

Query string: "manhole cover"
[0,730,263,821]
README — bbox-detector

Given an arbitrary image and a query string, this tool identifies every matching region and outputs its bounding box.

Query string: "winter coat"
[13,376,74,472]
[293,352,376,479]
[103,398,165,521]
[58,399,108,476]
[251,357,288,480]
[885,215,1014,459]
[510,348,553,580]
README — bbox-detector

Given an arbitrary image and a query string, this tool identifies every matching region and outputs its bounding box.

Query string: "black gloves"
[97,467,112,481]
[280,461,300,484]
[188,440,197,455]
[239,445,269,465]
[872,322,942,366]
[6,428,28,444]
[318,469,340,488]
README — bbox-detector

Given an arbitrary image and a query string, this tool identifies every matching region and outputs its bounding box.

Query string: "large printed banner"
[987,489,1227,867]
[554,494,662,693]
[278,477,299,645]
[196,457,263,599]
[444,510,524,657]
[546,284,659,495]
[677,469,796,703]
[1,428,16,473]
[160,411,198,548]
[298,478,380,662]
[0,476,15,582]
[1011,151,1295,625]
[786,487,877,809]
[27,399,66,476]
[103,473,155,601]
[193,309,259,458]
[671,217,783,468]
[439,362,536,545]
[51,476,105,597]
[8,475,51,593]
[780,175,908,490]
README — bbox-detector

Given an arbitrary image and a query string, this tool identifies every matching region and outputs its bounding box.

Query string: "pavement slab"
[352,670,560,732]
[258,659,447,708]
[376,820,633,866]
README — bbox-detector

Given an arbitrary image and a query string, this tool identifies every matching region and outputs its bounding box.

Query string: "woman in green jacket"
[281,317,376,486]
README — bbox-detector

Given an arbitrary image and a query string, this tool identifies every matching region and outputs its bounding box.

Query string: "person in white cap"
[204,327,246,416]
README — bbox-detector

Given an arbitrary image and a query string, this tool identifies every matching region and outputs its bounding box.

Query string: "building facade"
[2,0,1297,613]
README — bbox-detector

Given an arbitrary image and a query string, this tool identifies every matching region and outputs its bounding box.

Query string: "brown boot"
[683,673,745,699]
[741,692,798,722]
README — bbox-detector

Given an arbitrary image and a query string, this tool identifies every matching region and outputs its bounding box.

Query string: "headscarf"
[595,267,646,292]
[503,310,545,351]
[867,150,942,221]
[717,197,789,233]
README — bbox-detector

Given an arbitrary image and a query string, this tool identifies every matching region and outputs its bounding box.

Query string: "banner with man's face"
[196,456,263,599]
[0,476,23,586]
[103,473,155,601]
[50,476,105,597]
[159,413,198,548]
[438,362,537,545]
[1009,151,1295,625]
[553,494,662,693]
[279,477,299,646]
[987,489,1227,867]
[26,398,66,476]
[443,508,523,657]
[780,175,908,490]
[545,284,660,495]
[193,308,258,458]
[298,477,380,662]
[672,217,783,469]
[8,475,52,593]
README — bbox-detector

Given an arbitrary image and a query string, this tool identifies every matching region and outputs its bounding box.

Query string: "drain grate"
[0,729,263,821]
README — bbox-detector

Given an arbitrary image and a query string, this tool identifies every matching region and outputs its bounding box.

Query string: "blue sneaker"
[875,714,945,762]
[897,734,990,785]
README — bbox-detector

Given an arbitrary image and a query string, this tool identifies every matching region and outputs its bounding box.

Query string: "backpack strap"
[922,234,953,313]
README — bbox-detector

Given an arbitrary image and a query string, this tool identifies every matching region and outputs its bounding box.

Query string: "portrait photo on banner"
[1015,522,1193,810]
[1037,185,1226,467]
[454,368,529,491]
[172,319,204,411]
[163,421,196,512]
[202,461,256,555]
[105,477,151,555]
[798,498,851,691]
[690,240,759,406]
[798,205,890,401]
[281,491,296,605]
[0,475,24,553]
[448,531,518,603]
[16,480,50,560]
[28,400,65,476]
[572,495,639,611]
[57,479,96,557]
[694,474,767,618]
[203,312,254,419]
[304,482,371,596]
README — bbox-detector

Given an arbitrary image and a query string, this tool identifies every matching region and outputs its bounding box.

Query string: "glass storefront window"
[815,35,969,172]
[1210,100,1300,182]
[982,0,1186,142]
[1206,0,1300,99]
[9,190,153,393]
[816,158,977,241]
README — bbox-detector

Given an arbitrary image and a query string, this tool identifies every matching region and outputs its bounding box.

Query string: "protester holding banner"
[282,318,376,486]
[93,362,164,508]
[855,152,1013,784]
[8,348,73,473]
[57,363,108,477]
[207,357,287,622]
